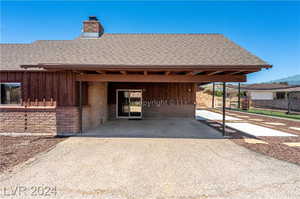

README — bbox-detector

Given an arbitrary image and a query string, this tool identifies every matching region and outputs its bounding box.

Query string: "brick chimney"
[81,16,104,38]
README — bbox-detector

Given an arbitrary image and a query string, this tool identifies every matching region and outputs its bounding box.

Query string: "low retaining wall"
[0,106,80,136]
[252,99,300,112]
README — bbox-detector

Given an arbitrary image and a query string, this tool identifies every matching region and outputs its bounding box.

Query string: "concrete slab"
[264,122,285,126]
[227,113,238,116]
[283,142,300,147]
[195,110,241,121]
[236,115,249,118]
[226,123,297,137]
[289,127,300,131]
[249,118,264,122]
[83,118,223,139]
[244,138,268,144]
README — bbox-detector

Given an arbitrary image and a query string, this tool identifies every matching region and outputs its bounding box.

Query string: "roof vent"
[81,16,104,38]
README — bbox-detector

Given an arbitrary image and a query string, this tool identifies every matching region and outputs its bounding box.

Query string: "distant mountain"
[267,75,300,85]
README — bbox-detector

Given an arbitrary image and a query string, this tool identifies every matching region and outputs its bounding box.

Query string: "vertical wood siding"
[108,82,196,105]
[0,71,77,106]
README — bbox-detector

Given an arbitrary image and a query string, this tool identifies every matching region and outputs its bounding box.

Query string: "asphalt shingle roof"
[0,33,270,71]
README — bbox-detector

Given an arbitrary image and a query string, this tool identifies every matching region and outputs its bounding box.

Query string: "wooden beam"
[194,70,204,75]
[72,70,86,74]
[207,71,223,76]
[96,70,106,74]
[228,70,245,75]
[186,70,203,76]
[186,71,194,76]
[144,71,148,75]
[76,74,246,83]
[120,71,127,75]
[165,71,171,75]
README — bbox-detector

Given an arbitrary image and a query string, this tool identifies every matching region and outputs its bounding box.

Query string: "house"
[0,16,271,136]
[238,83,300,111]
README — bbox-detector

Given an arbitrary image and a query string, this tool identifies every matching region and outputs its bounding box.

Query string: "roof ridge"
[103,33,223,35]
[0,43,31,45]
[33,40,73,43]
[2,34,224,44]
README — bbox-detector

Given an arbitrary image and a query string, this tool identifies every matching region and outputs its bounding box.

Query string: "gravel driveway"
[0,119,299,199]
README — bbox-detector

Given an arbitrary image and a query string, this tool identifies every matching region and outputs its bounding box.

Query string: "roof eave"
[20,63,272,71]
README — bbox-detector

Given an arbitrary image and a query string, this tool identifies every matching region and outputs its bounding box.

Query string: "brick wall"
[26,110,57,134]
[56,106,80,134]
[0,106,80,136]
[0,110,25,134]
[0,108,57,135]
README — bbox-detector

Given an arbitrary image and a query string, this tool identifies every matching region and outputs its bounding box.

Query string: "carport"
[37,64,265,136]
[25,63,271,137]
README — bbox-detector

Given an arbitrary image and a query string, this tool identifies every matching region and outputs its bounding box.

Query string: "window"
[0,83,21,105]
[275,92,286,100]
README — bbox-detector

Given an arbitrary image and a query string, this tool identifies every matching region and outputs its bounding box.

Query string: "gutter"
[20,63,272,70]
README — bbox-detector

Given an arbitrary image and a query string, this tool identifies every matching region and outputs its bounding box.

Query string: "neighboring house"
[229,83,300,111]
[0,16,271,136]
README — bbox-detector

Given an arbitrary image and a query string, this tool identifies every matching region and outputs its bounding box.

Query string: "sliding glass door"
[116,89,142,119]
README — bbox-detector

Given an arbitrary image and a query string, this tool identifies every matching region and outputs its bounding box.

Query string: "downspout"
[222,82,226,136]
[212,82,215,109]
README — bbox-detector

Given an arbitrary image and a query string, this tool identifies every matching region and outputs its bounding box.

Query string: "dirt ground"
[204,109,300,165]
[0,136,65,173]
[1,122,300,198]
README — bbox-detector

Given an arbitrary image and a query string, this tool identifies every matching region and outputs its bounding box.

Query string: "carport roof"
[228,83,300,91]
[0,33,271,71]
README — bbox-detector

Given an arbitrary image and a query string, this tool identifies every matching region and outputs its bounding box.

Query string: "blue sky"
[1,1,299,83]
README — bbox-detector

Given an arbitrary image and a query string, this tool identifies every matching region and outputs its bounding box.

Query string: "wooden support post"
[193,83,196,118]
[238,82,241,109]
[212,82,215,109]
[287,92,291,114]
[79,80,83,134]
[222,82,226,136]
